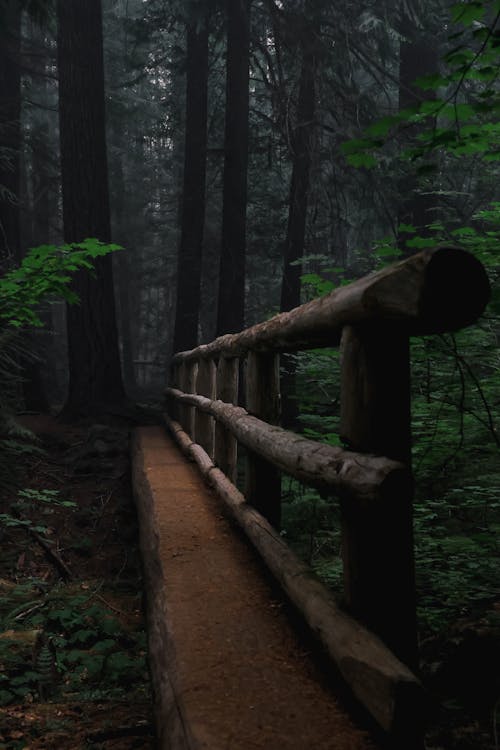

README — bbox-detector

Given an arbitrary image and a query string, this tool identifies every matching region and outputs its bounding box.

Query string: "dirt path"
[133,426,379,750]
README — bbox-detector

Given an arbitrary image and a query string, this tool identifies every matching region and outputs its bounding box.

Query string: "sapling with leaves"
[0,239,122,483]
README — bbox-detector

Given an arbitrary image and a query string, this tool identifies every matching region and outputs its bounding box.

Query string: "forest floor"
[0,413,154,749]
[0,413,497,749]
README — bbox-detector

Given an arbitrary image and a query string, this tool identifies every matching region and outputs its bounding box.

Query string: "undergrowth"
[281,326,500,637]
[0,485,149,713]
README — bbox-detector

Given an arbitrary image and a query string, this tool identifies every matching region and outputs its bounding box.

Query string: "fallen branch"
[29,528,73,581]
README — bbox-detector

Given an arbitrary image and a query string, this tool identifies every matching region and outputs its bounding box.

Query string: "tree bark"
[279,16,317,427]
[216,0,250,336]
[280,30,317,314]
[172,12,209,353]
[57,0,126,416]
[0,0,21,266]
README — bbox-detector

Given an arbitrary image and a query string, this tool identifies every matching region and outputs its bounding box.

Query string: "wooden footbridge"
[132,247,490,749]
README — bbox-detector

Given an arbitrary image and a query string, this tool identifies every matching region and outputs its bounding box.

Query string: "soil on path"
[134,426,380,750]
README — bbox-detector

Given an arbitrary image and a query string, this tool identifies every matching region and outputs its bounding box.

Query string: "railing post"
[178,360,197,438]
[340,323,418,670]
[195,358,216,457]
[214,357,239,483]
[245,351,281,528]
[167,362,181,422]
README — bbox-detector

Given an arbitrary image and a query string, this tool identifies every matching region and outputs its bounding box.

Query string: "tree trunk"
[216,0,250,336]
[279,46,316,313]
[57,0,126,417]
[398,10,440,248]
[110,121,137,397]
[0,0,21,266]
[21,28,52,412]
[279,20,317,427]
[172,12,209,354]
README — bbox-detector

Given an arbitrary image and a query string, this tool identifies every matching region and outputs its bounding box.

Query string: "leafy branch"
[341,0,500,168]
[0,238,122,329]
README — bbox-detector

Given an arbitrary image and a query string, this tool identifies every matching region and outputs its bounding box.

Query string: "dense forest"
[0,0,499,747]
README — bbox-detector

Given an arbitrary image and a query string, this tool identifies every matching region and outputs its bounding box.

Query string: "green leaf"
[340,137,374,155]
[366,115,398,137]
[346,152,377,169]
[406,237,437,248]
[451,1,485,26]
[415,73,450,91]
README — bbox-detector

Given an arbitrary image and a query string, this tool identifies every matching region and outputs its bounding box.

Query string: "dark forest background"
[0,0,499,745]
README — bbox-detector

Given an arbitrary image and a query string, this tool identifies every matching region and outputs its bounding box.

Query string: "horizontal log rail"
[165,246,490,743]
[172,246,490,362]
[165,387,410,503]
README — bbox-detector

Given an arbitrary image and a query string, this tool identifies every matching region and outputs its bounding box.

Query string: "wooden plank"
[340,324,418,671]
[245,352,281,528]
[214,356,239,482]
[165,387,409,504]
[195,358,216,457]
[172,247,490,361]
[164,415,425,741]
[131,430,197,750]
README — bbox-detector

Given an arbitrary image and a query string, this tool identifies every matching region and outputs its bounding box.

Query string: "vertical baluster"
[167,361,181,422]
[178,359,197,438]
[195,358,216,456]
[214,357,239,482]
[245,351,281,528]
[339,323,417,670]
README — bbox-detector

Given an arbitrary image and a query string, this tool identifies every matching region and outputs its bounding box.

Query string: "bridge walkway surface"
[132,425,379,750]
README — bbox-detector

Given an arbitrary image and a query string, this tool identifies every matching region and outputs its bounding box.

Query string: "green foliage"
[0,582,148,706]
[284,319,500,633]
[341,0,500,166]
[0,239,122,329]
[283,203,500,634]
[0,488,77,541]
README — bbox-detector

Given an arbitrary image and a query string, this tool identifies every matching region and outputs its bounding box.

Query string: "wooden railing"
[165,246,490,740]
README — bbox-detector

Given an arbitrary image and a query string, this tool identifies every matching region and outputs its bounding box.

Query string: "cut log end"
[418,245,491,333]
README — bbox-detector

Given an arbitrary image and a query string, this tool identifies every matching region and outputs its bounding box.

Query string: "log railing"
[165,246,490,741]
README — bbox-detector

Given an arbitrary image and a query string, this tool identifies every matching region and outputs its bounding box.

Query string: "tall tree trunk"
[279,21,317,428]
[0,0,21,266]
[398,12,439,248]
[57,0,126,416]
[216,0,250,336]
[109,119,138,396]
[279,36,316,313]
[22,148,51,412]
[172,12,209,354]
[21,29,52,412]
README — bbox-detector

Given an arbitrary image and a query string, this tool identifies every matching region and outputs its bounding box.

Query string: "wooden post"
[214,357,239,482]
[245,351,281,529]
[339,323,418,671]
[178,361,197,438]
[195,358,216,457]
[167,363,181,422]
